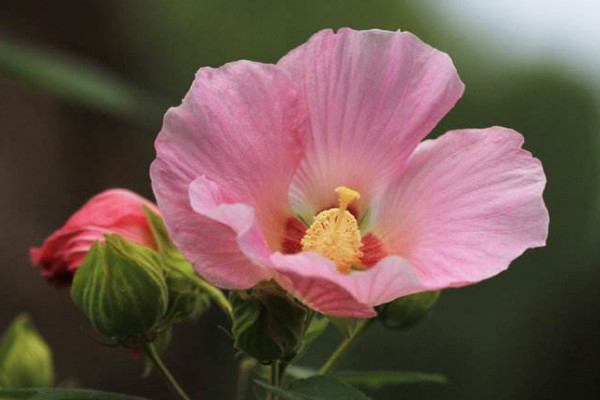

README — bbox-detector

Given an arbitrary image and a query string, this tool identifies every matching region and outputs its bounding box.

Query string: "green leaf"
[334,371,447,388]
[0,37,163,125]
[255,376,371,400]
[285,367,447,388]
[0,388,149,400]
[285,365,318,380]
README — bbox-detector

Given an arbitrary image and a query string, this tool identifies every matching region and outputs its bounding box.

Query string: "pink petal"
[278,28,464,216]
[30,189,158,285]
[188,176,274,283]
[151,61,306,289]
[270,252,421,317]
[64,189,158,230]
[371,127,549,289]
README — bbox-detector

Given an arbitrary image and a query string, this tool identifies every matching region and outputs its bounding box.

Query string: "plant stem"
[278,361,289,387]
[268,361,281,400]
[187,274,233,317]
[318,321,370,375]
[142,341,192,400]
[235,358,255,400]
[317,336,355,375]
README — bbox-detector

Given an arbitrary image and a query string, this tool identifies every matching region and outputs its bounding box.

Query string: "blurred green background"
[1,1,599,399]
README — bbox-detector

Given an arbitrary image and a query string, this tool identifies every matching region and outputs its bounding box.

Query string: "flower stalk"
[142,341,192,400]
[318,321,369,375]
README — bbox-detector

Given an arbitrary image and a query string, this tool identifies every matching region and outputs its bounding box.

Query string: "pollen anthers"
[301,186,363,274]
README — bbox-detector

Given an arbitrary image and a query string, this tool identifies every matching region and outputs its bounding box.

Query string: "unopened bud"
[230,286,308,363]
[0,314,54,388]
[70,235,168,342]
[379,291,441,330]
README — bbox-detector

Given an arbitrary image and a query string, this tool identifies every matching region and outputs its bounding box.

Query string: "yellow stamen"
[301,186,363,274]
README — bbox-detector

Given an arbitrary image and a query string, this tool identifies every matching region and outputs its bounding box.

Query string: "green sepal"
[378,291,441,330]
[230,287,309,363]
[143,207,211,324]
[70,235,168,341]
[329,317,371,339]
[0,314,54,389]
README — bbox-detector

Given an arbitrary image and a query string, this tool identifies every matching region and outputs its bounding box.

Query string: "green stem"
[277,361,289,387]
[317,336,355,375]
[268,361,281,400]
[186,274,232,317]
[318,322,370,375]
[235,358,255,400]
[142,341,192,400]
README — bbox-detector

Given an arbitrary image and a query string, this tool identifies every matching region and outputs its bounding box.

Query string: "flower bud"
[0,314,54,388]
[378,291,441,330]
[30,189,159,285]
[230,286,308,363]
[70,235,168,342]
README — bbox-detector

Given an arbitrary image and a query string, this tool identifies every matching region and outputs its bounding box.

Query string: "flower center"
[301,186,363,274]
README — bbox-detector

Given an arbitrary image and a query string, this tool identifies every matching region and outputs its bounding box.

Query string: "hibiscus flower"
[151,28,548,317]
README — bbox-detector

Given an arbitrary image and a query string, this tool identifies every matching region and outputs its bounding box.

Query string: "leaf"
[0,388,149,400]
[285,365,318,380]
[0,37,164,125]
[285,367,447,388]
[255,376,371,400]
[334,371,447,388]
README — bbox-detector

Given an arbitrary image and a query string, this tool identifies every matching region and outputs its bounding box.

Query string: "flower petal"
[270,252,421,317]
[279,28,464,216]
[64,189,158,237]
[189,176,273,275]
[371,127,549,289]
[151,61,306,288]
[30,189,158,285]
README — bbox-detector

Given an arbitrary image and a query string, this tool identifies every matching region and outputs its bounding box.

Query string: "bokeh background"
[1,1,599,399]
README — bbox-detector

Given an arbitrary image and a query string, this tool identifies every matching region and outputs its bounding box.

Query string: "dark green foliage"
[256,375,371,400]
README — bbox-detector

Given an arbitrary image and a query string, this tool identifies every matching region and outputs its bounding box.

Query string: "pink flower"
[151,28,549,317]
[31,189,159,285]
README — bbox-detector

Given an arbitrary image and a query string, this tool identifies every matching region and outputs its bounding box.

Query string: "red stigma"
[359,233,387,269]
[282,218,306,254]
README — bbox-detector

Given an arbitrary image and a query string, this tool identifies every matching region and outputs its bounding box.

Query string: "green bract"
[379,291,441,330]
[0,314,54,388]
[144,207,211,324]
[70,235,168,341]
[230,287,308,363]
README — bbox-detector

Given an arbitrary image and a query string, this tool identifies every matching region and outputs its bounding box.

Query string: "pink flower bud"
[30,189,159,285]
